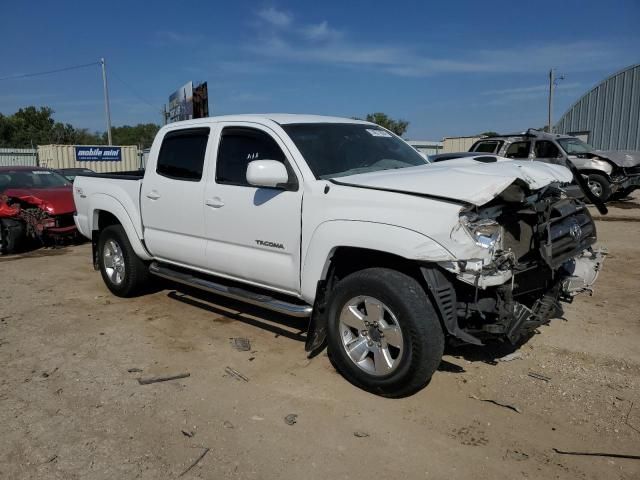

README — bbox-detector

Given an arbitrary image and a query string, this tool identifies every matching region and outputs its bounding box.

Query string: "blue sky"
[1,0,638,140]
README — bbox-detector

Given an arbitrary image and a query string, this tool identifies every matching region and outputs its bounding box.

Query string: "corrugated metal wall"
[441,136,483,153]
[0,148,38,167]
[37,145,142,172]
[556,64,640,150]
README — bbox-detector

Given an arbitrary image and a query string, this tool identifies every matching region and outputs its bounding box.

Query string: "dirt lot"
[1,194,639,480]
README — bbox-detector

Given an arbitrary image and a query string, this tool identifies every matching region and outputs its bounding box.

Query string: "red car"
[0,166,77,253]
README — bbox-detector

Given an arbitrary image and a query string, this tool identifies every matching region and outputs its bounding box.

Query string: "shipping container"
[37,145,142,173]
[441,136,484,153]
[0,148,38,167]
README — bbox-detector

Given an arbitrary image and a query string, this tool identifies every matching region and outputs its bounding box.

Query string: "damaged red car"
[0,166,78,254]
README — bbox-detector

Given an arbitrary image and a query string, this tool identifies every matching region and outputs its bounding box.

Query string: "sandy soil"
[1,194,639,479]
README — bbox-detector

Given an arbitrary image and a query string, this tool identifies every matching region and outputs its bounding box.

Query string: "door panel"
[203,124,302,293]
[141,127,212,267]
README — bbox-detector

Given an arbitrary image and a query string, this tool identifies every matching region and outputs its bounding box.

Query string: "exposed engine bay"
[438,181,605,345]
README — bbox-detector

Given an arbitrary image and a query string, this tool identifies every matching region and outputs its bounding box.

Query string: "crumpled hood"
[3,186,75,215]
[597,150,640,168]
[334,157,573,206]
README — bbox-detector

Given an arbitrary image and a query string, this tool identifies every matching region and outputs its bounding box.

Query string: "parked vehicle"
[0,166,77,254]
[73,114,604,396]
[469,129,640,202]
[55,168,95,181]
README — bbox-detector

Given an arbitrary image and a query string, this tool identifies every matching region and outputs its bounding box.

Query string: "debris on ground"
[224,366,249,382]
[284,414,298,425]
[230,337,251,351]
[178,447,210,477]
[354,431,370,438]
[505,449,529,461]
[497,352,523,362]
[137,372,190,385]
[127,368,143,373]
[552,448,640,460]
[528,371,551,382]
[181,429,194,438]
[223,421,234,429]
[470,395,522,414]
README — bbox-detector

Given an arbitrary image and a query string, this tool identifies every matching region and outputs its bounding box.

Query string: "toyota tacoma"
[73,114,605,397]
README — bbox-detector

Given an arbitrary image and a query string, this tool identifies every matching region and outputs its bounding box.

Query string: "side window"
[216,128,287,186]
[156,128,210,181]
[534,140,561,158]
[472,141,502,153]
[505,141,531,159]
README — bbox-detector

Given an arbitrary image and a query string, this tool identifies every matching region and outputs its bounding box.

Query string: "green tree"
[108,124,160,148]
[478,131,499,137]
[364,112,409,136]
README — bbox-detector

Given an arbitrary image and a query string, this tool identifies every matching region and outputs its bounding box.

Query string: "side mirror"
[246,160,290,189]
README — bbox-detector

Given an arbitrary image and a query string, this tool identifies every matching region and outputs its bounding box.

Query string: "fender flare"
[300,220,454,302]
[89,194,153,261]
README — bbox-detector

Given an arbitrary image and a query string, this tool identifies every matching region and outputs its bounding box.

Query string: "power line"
[108,68,158,111]
[0,61,100,81]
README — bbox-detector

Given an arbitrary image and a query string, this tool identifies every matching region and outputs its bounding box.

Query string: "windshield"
[282,123,428,179]
[558,138,595,155]
[0,169,71,191]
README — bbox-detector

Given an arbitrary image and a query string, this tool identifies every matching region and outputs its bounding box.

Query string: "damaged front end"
[437,182,605,345]
[0,194,77,254]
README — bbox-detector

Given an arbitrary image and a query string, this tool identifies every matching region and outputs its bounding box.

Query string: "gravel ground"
[1,193,639,479]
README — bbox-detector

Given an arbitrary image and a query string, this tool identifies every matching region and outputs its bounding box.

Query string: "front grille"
[539,200,596,268]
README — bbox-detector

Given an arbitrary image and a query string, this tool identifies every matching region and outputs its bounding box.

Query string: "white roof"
[164,113,373,128]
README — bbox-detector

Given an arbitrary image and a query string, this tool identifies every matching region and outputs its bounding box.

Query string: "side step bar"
[149,262,313,318]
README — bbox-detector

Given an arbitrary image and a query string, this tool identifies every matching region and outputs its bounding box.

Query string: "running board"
[149,262,313,318]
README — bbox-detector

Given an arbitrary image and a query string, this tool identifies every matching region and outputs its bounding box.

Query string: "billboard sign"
[168,81,194,123]
[193,82,209,119]
[75,146,122,161]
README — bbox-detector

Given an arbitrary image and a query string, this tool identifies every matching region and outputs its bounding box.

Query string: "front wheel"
[98,225,149,297]
[587,173,612,202]
[326,268,444,397]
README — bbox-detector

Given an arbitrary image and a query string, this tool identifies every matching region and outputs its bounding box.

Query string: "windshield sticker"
[366,129,392,138]
[32,171,52,175]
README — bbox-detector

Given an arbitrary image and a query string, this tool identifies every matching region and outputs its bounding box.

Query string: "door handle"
[205,197,225,208]
[146,191,161,200]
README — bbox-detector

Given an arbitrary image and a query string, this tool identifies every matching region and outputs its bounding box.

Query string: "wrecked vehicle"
[469,129,640,202]
[73,115,604,397]
[0,167,77,254]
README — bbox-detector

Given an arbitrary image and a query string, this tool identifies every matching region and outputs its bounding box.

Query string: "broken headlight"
[460,216,502,250]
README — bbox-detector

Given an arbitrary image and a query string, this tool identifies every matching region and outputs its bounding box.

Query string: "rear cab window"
[156,128,210,181]
[505,141,531,159]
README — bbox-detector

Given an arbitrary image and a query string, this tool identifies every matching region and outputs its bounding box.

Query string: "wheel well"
[96,210,121,231]
[580,169,611,181]
[326,247,423,285]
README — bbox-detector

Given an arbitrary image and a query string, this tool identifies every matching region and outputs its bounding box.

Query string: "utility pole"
[547,68,564,134]
[100,58,113,145]
[547,69,554,133]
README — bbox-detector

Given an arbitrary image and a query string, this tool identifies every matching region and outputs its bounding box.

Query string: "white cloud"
[300,21,342,41]
[257,7,292,28]
[246,12,622,78]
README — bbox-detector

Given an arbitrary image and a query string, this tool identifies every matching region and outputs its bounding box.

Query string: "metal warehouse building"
[555,63,640,150]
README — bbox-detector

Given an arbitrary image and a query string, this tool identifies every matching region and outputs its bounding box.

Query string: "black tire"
[587,173,612,202]
[97,225,149,297]
[0,219,25,255]
[326,268,444,397]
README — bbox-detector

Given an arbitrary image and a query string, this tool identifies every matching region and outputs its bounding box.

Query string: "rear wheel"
[587,173,612,202]
[98,225,149,297]
[326,268,444,397]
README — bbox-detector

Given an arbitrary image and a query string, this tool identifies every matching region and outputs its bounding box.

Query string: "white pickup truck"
[73,114,604,397]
